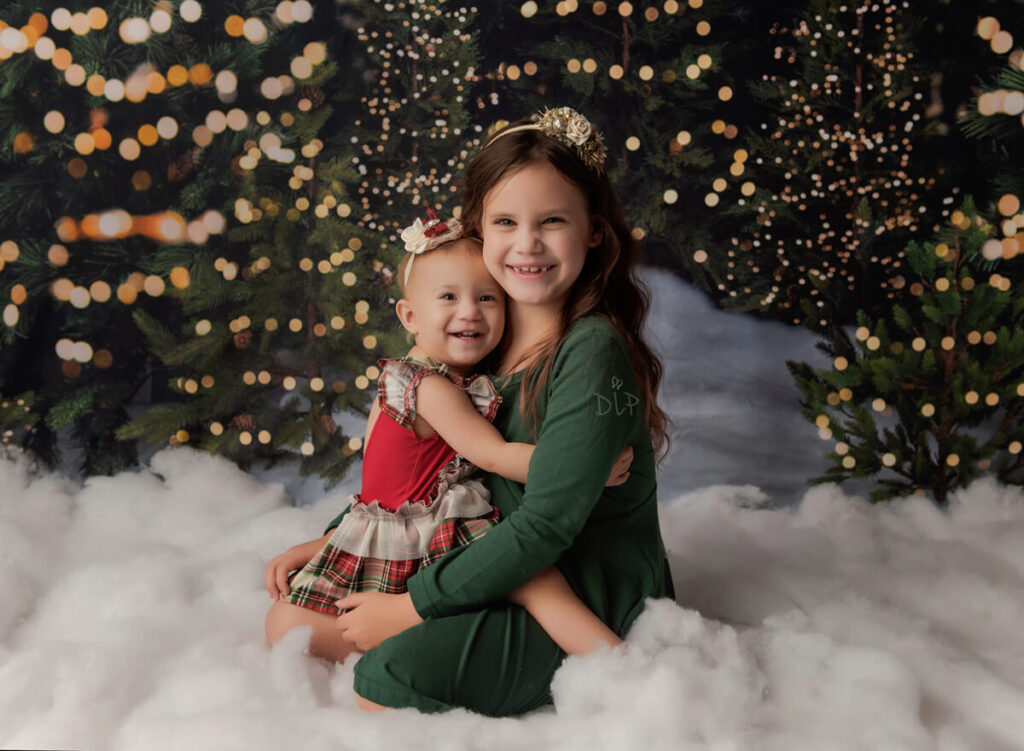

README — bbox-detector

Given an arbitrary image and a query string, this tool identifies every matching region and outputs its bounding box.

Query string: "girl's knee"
[356,694,389,713]
[266,600,359,663]
[353,646,451,713]
[265,599,301,644]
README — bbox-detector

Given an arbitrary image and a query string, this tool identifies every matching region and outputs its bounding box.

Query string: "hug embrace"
[263,107,675,716]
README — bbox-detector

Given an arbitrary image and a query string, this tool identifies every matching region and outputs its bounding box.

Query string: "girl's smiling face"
[396,240,505,374]
[480,160,600,310]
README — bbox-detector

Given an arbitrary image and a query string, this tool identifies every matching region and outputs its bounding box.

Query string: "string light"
[118,18,151,44]
[53,210,224,244]
[180,1,202,23]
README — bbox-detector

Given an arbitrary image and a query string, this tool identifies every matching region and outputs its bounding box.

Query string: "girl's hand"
[263,535,328,600]
[605,445,633,486]
[334,592,423,651]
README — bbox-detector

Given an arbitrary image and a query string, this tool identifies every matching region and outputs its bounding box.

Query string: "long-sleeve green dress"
[346,315,674,715]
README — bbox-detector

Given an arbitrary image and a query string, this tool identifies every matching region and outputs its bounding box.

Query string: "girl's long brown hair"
[461,122,671,461]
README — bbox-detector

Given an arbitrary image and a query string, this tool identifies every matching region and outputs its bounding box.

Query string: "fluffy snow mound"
[3,448,1024,750]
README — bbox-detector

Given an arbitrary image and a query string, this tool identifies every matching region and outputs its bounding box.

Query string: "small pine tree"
[788,200,1024,504]
[703,0,945,328]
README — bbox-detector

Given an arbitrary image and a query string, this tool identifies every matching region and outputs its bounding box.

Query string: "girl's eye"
[479,294,496,302]
[493,218,514,226]
[543,216,565,224]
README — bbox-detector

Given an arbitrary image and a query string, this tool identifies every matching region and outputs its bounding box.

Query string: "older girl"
[334,107,674,716]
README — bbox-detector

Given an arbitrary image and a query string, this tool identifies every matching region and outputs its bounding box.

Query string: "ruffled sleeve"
[456,373,501,423]
[377,357,501,430]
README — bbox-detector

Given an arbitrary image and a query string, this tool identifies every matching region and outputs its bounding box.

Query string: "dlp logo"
[595,375,639,416]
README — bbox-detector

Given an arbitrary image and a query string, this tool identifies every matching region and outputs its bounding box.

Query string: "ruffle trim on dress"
[332,472,494,561]
[376,356,501,431]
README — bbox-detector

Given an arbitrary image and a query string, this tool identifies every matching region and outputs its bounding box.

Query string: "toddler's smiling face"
[397,239,505,374]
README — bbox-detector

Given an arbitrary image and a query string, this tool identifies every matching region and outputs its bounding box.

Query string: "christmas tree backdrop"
[1,0,1021,503]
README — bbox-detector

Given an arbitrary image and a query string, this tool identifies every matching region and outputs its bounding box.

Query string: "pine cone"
[233,331,253,349]
[296,85,324,107]
[173,33,199,56]
[167,150,197,182]
[318,414,337,434]
[232,414,255,431]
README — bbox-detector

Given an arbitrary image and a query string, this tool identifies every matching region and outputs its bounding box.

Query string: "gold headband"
[487,107,607,172]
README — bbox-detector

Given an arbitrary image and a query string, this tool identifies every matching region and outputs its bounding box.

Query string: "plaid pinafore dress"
[287,357,502,615]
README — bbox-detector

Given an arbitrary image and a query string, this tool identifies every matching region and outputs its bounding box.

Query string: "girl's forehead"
[484,161,584,207]
[406,243,494,287]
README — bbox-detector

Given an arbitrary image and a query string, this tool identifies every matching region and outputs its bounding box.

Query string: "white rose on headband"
[401,218,429,254]
[565,114,593,146]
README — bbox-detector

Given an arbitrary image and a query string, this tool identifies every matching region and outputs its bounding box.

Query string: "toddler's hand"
[605,445,633,487]
[263,535,328,600]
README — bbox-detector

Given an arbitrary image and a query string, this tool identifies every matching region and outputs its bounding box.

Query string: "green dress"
[341,316,674,715]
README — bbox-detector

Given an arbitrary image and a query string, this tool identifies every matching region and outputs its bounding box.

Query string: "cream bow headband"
[399,208,464,287]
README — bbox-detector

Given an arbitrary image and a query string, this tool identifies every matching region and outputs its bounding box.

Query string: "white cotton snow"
[3,271,1024,749]
[3,450,1024,750]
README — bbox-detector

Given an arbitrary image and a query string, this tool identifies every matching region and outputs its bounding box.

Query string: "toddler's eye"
[479,294,497,302]
[440,293,456,300]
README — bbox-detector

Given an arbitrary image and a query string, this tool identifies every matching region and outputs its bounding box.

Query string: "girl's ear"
[395,298,418,334]
[588,217,603,248]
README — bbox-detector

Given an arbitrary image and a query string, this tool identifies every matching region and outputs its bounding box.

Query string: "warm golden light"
[168,65,188,87]
[998,194,1021,216]
[189,63,213,86]
[225,15,245,36]
[170,267,190,289]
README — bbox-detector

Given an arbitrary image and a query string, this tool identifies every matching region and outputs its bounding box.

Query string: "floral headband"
[486,107,607,172]
[400,207,464,287]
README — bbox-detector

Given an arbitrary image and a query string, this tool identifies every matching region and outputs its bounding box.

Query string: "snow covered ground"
[3,271,1024,750]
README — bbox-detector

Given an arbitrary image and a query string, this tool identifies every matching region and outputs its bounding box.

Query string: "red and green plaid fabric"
[288,505,501,616]
[423,506,501,566]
